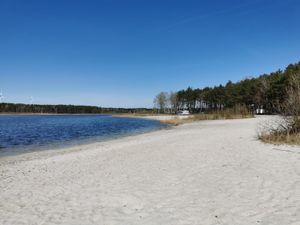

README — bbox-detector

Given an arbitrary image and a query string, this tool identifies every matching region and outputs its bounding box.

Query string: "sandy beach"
[1,116,300,225]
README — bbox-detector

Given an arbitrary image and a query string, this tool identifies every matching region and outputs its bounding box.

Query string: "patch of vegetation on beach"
[259,131,300,145]
[162,106,253,126]
[259,72,300,145]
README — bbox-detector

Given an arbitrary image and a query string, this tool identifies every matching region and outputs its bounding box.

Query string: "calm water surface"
[0,115,167,156]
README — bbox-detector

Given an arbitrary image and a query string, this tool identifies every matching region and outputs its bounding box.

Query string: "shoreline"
[0,113,170,160]
[113,113,192,121]
[0,115,285,163]
[0,122,172,163]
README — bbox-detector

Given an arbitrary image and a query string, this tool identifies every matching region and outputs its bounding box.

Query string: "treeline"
[154,61,300,114]
[0,103,153,114]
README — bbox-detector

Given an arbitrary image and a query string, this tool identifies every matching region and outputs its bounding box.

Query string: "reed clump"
[259,130,300,145]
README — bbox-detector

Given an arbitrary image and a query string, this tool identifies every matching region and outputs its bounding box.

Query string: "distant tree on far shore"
[0,103,154,114]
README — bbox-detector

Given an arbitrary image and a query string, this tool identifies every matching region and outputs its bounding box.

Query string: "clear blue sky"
[1,0,300,107]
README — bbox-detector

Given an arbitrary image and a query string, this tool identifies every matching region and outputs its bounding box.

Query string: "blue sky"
[1,0,300,107]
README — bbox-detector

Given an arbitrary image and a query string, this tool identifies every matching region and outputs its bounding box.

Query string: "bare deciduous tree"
[280,72,300,133]
[154,92,168,113]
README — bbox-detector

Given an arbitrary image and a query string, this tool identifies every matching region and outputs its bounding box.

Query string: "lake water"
[0,115,167,156]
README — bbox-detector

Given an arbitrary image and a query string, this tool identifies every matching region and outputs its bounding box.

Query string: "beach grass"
[259,130,300,145]
[162,108,254,126]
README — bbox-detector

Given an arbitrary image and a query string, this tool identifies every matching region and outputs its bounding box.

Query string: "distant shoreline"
[0,112,175,118]
[0,113,111,116]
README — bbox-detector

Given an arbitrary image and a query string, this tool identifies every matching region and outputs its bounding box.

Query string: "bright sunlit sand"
[1,116,299,225]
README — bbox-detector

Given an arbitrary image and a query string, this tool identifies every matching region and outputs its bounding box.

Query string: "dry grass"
[258,115,300,146]
[259,131,300,145]
[191,112,253,121]
[161,118,185,126]
[161,108,253,126]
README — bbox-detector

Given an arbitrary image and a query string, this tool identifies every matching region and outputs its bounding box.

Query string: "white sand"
[1,116,300,225]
